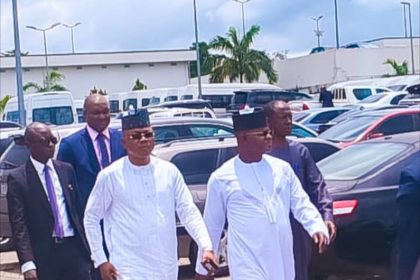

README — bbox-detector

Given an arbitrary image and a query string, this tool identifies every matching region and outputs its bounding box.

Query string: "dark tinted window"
[141,98,150,107]
[374,115,415,135]
[353,88,372,100]
[248,92,273,105]
[154,126,188,144]
[310,110,346,124]
[33,106,74,125]
[202,94,232,109]
[0,143,30,169]
[180,95,193,100]
[109,100,119,113]
[291,124,316,138]
[188,125,233,138]
[221,147,238,163]
[232,92,248,104]
[123,99,137,111]
[301,142,339,162]
[390,94,407,105]
[376,88,389,93]
[171,149,218,184]
[164,96,178,102]
[6,111,21,123]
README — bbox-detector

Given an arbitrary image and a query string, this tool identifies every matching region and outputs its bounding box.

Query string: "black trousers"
[36,237,91,280]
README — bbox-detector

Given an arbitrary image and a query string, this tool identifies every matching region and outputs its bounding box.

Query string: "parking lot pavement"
[0,252,230,280]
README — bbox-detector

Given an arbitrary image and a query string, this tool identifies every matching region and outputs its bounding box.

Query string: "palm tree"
[209,25,277,84]
[23,70,67,93]
[383,59,408,76]
[189,41,215,78]
[132,78,148,90]
[0,95,12,115]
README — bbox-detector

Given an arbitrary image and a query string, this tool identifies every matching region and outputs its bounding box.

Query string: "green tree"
[383,59,408,76]
[189,41,215,78]
[132,78,148,91]
[209,25,277,84]
[23,70,67,92]
[0,95,12,115]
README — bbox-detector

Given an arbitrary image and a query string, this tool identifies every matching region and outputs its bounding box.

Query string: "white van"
[178,83,280,112]
[73,99,85,123]
[328,85,392,106]
[3,91,78,125]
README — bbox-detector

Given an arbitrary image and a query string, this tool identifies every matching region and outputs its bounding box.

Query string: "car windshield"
[359,94,386,104]
[232,92,248,104]
[318,142,408,180]
[293,112,310,122]
[318,115,380,142]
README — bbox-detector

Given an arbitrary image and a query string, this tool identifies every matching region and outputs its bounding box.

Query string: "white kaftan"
[84,156,212,280]
[196,154,328,280]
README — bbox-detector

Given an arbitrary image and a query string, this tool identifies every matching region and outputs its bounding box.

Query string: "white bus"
[177,83,281,111]
[3,91,78,125]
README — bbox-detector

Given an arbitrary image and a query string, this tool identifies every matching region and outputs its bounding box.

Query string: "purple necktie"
[97,133,110,168]
[44,165,64,239]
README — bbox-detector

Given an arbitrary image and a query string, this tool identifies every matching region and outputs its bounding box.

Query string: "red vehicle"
[318,108,420,148]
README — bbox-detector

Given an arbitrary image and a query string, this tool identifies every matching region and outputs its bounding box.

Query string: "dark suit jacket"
[7,160,90,267]
[57,127,126,207]
[319,90,334,107]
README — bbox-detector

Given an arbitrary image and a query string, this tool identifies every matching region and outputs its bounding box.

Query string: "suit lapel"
[82,128,101,172]
[25,161,53,218]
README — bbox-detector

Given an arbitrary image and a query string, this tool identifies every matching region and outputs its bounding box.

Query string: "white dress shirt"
[86,125,111,169]
[22,157,74,273]
[196,154,329,280]
[84,156,212,280]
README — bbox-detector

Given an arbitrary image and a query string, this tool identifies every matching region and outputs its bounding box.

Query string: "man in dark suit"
[265,101,336,280]
[319,87,334,107]
[7,122,91,280]
[57,94,126,207]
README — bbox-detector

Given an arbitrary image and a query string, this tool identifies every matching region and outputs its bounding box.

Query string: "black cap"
[122,109,150,131]
[232,107,267,132]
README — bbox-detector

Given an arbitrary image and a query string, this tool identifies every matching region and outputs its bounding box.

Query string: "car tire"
[0,236,14,252]
[189,230,229,277]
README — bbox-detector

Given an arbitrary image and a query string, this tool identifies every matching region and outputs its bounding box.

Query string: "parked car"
[352,91,408,109]
[318,108,420,148]
[329,86,392,107]
[293,108,351,133]
[226,89,313,113]
[312,132,419,279]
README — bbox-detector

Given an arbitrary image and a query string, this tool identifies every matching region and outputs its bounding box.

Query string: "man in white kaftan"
[84,109,216,280]
[195,107,329,280]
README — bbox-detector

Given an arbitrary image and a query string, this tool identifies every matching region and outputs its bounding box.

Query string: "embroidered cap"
[232,107,267,132]
[121,109,151,130]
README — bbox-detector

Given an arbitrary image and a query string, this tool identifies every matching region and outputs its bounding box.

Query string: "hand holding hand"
[325,220,337,242]
[99,262,119,280]
[312,232,329,254]
[23,269,38,280]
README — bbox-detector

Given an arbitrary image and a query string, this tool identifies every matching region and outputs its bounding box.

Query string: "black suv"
[226,89,313,113]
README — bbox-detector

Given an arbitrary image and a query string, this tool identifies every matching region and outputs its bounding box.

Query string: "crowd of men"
[6,94,418,280]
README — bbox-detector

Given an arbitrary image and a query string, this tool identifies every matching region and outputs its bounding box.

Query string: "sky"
[0,0,419,58]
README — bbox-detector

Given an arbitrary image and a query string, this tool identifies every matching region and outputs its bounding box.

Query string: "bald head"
[83,94,110,132]
[24,122,50,143]
[264,100,292,138]
[25,122,56,163]
[264,100,290,118]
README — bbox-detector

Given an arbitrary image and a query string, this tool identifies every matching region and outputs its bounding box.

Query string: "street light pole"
[11,0,25,126]
[26,23,60,90]
[311,15,324,48]
[62,22,81,54]
[402,4,408,38]
[401,1,415,74]
[193,0,202,99]
[232,0,251,37]
[333,0,340,49]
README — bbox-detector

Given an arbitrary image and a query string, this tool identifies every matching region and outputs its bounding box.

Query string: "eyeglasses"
[245,129,272,138]
[33,136,58,146]
[128,131,154,140]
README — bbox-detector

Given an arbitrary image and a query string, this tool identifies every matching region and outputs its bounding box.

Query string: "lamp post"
[311,15,324,48]
[401,1,415,74]
[402,4,408,37]
[333,0,340,49]
[193,0,202,99]
[26,22,60,90]
[62,22,81,54]
[232,0,251,38]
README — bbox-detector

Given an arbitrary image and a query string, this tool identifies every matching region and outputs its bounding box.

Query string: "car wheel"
[188,230,229,277]
[0,236,14,252]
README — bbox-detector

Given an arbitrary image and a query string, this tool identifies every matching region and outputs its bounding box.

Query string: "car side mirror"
[367,132,384,140]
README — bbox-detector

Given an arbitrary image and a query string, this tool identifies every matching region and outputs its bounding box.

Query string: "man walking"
[265,100,336,279]
[195,108,329,280]
[319,87,334,108]
[7,123,91,280]
[57,94,126,208]
[84,109,217,280]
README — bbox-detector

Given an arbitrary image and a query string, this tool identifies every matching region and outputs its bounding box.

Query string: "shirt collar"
[86,125,110,141]
[30,156,54,175]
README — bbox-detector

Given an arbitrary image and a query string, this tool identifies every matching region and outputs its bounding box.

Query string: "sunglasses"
[128,131,155,140]
[245,129,272,138]
[33,136,59,146]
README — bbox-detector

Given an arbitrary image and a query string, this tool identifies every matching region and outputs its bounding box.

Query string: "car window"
[33,106,74,125]
[300,142,339,162]
[359,94,386,104]
[109,101,119,113]
[171,149,219,184]
[232,92,248,104]
[390,94,407,105]
[353,88,372,100]
[248,92,273,105]
[202,94,232,109]
[376,88,389,93]
[319,116,380,142]
[293,112,310,122]
[188,125,233,138]
[373,115,415,136]
[221,147,238,163]
[123,98,137,111]
[141,98,150,107]
[318,142,408,180]
[154,126,189,144]
[291,124,316,138]
[310,111,344,124]
[0,143,30,169]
